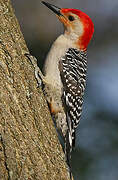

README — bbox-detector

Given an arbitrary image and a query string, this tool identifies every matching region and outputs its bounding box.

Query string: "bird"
[41,1,94,178]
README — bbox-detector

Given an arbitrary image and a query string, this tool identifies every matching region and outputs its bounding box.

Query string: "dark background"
[12,0,118,179]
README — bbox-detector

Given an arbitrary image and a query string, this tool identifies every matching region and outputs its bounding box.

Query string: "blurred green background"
[12,0,118,179]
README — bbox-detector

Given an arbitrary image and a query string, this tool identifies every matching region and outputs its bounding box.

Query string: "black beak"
[42,1,62,16]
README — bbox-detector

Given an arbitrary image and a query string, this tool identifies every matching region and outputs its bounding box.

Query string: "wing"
[59,48,87,148]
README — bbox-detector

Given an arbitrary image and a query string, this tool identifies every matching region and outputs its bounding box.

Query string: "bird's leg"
[25,53,44,88]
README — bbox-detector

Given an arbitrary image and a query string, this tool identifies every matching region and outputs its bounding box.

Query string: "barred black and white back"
[59,48,87,167]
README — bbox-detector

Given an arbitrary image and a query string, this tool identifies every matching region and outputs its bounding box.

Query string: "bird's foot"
[25,53,44,88]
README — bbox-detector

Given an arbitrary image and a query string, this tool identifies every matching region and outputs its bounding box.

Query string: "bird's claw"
[25,53,44,88]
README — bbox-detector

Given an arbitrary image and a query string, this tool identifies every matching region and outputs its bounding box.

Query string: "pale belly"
[44,81,67,137]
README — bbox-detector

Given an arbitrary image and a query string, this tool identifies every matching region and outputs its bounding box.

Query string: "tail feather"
[65,130,73,180]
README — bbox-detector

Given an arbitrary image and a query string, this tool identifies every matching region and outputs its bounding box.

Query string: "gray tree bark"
[0,0,71,179]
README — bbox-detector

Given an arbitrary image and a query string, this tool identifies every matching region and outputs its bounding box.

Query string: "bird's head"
[42,1,94,51]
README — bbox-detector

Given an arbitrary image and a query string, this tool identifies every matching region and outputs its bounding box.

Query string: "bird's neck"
[55,34,77,49]
[43,35,77,87]
[63,32,87,51]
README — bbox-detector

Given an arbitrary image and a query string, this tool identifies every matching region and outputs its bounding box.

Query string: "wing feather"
[59,48,87,147]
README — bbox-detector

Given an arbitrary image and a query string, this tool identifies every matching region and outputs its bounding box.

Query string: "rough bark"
[0,0,70,179]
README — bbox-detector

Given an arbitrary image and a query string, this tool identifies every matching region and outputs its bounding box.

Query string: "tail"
[65,130,73,180]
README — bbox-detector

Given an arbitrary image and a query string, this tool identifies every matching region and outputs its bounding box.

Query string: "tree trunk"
[0,0,70,179]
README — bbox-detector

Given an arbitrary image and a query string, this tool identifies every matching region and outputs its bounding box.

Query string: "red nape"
[79,13,94,50]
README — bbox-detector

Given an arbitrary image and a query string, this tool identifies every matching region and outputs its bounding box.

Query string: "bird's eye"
[68,15,75,21]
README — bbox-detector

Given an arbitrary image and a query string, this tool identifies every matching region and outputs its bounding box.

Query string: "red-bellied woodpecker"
[27,1,94,179]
